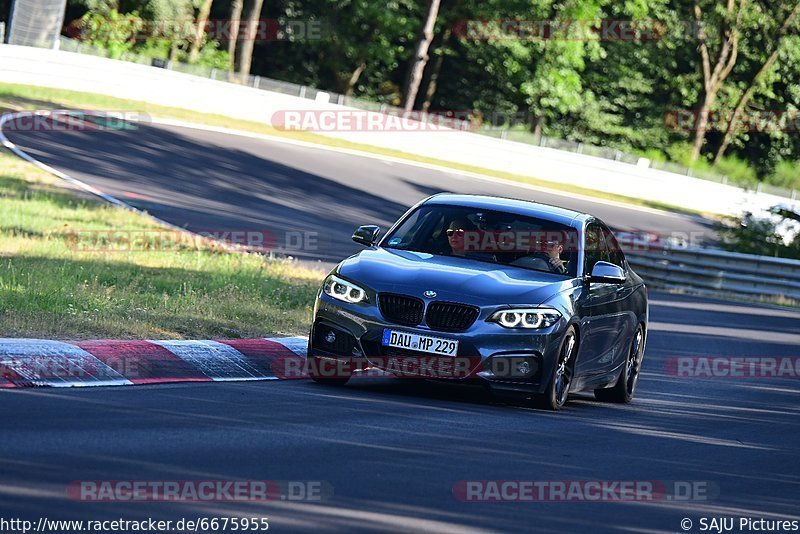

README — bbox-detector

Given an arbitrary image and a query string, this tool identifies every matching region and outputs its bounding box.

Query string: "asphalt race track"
[1,122,798,532]
[4,121,715,262]
[1,293,799,532]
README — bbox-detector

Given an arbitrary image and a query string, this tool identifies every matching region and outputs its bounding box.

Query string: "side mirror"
[352,225,381,246]
[589,261,626,284]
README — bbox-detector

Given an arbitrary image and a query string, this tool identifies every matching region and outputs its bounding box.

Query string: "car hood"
[336,248,574,306]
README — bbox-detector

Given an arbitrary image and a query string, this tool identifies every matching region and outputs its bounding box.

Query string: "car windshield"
[382,204,579,277]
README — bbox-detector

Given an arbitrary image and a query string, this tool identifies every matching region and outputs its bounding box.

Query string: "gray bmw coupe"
[308,194,648,410]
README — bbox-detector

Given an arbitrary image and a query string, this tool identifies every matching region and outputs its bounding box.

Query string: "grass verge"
[0,82,706,217]
[0,151,324,339]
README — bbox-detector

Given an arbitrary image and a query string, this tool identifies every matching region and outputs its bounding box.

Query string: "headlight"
[322,275,368,304]
[489,307,561,329]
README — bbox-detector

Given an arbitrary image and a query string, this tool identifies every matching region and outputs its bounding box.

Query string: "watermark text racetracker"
[380,227,706,255]
[67,17,331,42]
[666,357,800,379]
[280,355,486,380]
[69,480,331,502]
[1,110,148,132]
[66,227,706,255]
[271,109,474,132]
[453,480,719,502]
[453,19,701,42]
[1,355,150,381]
[666,109,800,133]
[65,229,320,254]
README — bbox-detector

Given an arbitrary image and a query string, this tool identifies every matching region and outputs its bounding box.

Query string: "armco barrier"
[626,247,800,302]
[1,43,798,217]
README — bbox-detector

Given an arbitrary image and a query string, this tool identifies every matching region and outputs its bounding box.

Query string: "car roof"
[422,193,591,227]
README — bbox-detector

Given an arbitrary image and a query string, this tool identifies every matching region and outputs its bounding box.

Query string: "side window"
[585,222,626,273]
[600,225,626,269]
[584,223,606,273]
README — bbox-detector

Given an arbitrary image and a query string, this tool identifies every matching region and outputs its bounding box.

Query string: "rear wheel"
[594,324,644,403]
[534,326,577,411]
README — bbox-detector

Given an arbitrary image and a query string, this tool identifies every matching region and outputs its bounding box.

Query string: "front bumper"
[308,293,567,394]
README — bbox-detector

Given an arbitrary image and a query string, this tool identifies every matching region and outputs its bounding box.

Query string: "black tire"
[308,355,352,386]
[310,376,351,386]
[534,326,578,411]
[594,324,644,403]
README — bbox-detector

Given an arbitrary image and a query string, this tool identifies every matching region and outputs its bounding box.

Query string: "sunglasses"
[446,228,465,237]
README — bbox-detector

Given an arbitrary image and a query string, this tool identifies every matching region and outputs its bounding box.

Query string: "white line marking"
[269,336,308,358]
[0,339,132,387]
[150,340,274,381]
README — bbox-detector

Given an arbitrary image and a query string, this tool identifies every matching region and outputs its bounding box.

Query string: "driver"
[530,236,567,274]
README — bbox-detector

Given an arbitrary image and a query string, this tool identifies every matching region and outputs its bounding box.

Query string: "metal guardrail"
[625,246,800,302]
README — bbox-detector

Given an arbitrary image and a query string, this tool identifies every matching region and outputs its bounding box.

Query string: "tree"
[520,0,604,139]
[79,9,143,59]
[142,0,196,61]
[418,25,451,111]
[689,0,748,163]
[227,0,243,74]
[188,0,214,62]
[236,0,265,79]
[252,0,417,102]
[713,2,800,164]
[402,0,441,111]
[716,211,800,259]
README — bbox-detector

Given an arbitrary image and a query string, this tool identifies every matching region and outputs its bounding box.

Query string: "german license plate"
[381,329,458,356]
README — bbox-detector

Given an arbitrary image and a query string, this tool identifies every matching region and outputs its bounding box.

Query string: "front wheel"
[534,326,577,411]
[594,324,644,403]
[308,355,352,386]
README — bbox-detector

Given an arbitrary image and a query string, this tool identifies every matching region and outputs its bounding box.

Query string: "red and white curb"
[0,337,308,388]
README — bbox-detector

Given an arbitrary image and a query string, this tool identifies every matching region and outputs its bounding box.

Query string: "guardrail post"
[210,68,216,79]
[792,190,797,201]
[501,129,508,140]
[577,143,583,154]
[299,86,307,98]
[614,150,622,161]
[757,182,762,194]
[722,175,728,185]
[253,76,260,88]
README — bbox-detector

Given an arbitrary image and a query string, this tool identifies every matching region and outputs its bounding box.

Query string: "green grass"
[0,151,325,339]
[0,82,708,217]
